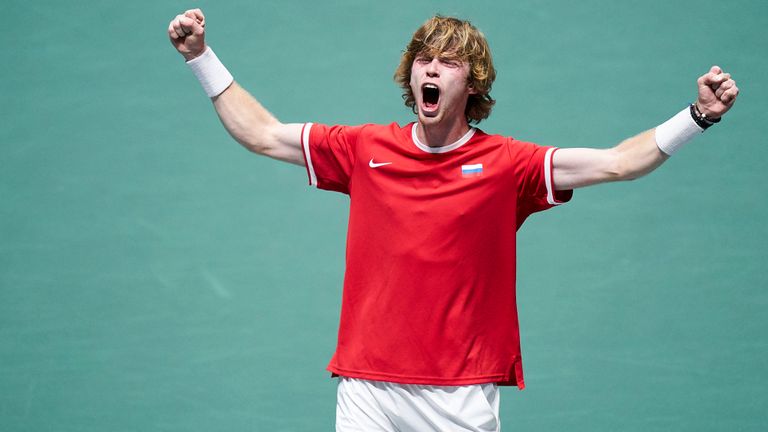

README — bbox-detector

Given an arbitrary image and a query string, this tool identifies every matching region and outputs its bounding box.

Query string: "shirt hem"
[327,365,520,387]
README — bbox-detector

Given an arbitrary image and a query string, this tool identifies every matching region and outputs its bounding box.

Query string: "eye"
[415,56,432,64]
[440,59,460,68]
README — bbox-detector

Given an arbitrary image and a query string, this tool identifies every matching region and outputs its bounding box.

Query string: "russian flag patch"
[461,163,483,177]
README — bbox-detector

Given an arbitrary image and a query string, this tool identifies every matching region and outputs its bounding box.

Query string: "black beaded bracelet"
[689,103,721,130]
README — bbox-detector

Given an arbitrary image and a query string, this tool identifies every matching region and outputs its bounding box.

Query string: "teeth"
[424,84,438,89]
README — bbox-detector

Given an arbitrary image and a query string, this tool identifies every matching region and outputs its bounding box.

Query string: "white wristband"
[186,46,234,98]
[654,106,704,156]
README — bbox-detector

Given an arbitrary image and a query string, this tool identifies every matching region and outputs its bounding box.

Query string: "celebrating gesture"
[697,65,739,118]
[168,9,206,61]
[168,8,738,432]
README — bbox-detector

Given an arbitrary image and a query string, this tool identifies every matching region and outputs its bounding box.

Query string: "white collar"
[411,123,476,154]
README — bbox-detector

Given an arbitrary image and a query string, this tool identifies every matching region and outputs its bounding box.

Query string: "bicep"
[263,122,306,166]
[212,82,306,167]
[552,147,620,190]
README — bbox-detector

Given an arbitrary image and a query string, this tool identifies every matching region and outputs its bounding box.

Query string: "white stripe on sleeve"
[302,123,317,187]
[544,147,563,205]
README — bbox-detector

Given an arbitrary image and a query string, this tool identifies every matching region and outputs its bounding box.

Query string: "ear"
[468,83,478,95]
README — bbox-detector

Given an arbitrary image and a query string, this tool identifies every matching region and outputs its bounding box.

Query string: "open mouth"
[421,84,440,111]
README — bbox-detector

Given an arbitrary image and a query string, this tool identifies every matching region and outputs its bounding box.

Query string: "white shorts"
[336,377,501,432]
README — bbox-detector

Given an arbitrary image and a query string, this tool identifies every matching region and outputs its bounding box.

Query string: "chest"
[349,137,519,218]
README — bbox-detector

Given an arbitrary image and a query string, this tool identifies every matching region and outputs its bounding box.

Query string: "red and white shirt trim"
[301,123,317,187]
[411,123,476,154]
[544,148,565,206]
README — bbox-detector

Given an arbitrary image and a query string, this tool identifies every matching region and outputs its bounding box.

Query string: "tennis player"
[168,8,738,432]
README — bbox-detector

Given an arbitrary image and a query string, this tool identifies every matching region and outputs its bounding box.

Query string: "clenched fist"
[168,8,207,61]
[696,66,739,119]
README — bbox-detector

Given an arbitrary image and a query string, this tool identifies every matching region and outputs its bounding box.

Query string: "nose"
[426,58,440,77]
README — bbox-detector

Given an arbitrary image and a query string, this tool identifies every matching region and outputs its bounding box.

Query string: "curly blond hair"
[394,16,496,124]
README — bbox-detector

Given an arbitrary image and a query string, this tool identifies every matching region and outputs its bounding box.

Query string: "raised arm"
[168,9,305,166]
[552,66,739,190]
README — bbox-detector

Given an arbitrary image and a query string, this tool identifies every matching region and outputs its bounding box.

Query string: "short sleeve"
[509,139,573,227]
[301,123,363,194]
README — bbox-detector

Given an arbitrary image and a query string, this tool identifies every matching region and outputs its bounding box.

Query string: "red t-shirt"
[301,122,572,389]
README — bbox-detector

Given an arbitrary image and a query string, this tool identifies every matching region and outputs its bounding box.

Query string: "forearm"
[552,67,738,191]
[555,107,706,190]
[611,128,669,181]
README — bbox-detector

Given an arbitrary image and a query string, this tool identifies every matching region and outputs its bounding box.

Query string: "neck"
[416,117,471,148]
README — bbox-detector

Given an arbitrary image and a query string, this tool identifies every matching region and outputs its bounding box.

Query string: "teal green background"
[2,0,766,430]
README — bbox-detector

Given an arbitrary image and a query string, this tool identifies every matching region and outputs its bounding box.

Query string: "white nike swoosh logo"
[369,158,392,168]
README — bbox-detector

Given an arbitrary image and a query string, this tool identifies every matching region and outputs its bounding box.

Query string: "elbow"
[242,139,269,155]
[603,151,635,182]
[615,167,642,182]
[606,150,649,182]
[615,155,661,182]
[230,135,267,155]
[234,123,280,156]
[612,165,644,183]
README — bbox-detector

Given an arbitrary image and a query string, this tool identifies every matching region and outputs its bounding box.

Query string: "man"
[168,8,738,432]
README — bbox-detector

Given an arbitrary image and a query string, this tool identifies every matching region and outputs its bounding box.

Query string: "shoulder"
[485,133,556,168]
[469,128,516,145]
[342,122,406,137]
[467,128,520,155]
[504,135,549,155]
[353,122,413,143]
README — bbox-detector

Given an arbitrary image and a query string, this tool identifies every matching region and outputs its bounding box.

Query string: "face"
[409,54,476,126]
